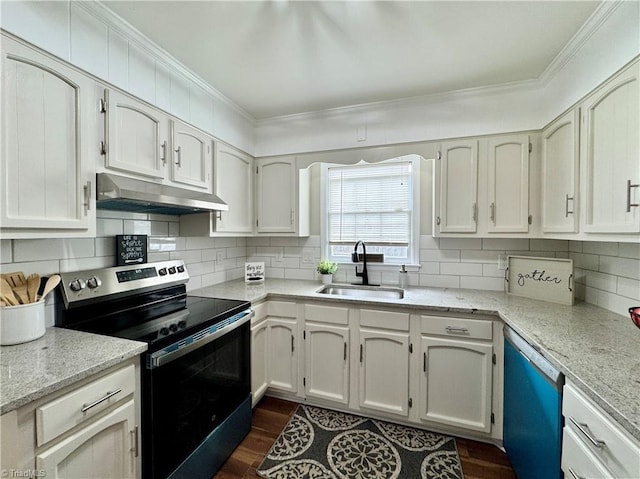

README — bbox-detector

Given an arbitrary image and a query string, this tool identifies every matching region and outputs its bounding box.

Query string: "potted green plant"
[316,259,338,284]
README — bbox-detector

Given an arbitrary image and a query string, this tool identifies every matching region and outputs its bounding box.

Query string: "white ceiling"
[102,1,600,120]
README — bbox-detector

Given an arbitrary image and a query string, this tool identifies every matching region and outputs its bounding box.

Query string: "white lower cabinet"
[250,303,269,406]
[562,381,640,479]
[266,301,299,394]
[419,337,493,432]
[358,309,411,418]
[36,400,137,479]
[304,304,350,405]
[0,359,140,479]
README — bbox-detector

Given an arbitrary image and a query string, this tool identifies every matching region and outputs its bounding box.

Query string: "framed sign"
[245,262,265,283]
[116,235,148,266]
[506,256,574,305]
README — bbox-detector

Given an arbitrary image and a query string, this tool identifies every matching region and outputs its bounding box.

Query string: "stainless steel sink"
[316,284,404,300]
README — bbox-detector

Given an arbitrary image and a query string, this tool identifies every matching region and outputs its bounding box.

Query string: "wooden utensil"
[11,282,29,304]
[0,278,19,306]
[27,273,40,303]
[40,275,61,301]
[2,271,27,288]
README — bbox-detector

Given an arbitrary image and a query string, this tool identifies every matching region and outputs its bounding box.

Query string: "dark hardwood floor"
[213,396,516,479]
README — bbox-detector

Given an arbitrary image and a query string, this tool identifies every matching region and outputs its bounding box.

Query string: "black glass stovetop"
[56,285,250,349]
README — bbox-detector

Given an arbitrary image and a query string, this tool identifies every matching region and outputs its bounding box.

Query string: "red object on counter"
[630,307,640,329]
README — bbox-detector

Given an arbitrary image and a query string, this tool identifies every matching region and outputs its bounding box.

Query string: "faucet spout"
[352,240,369,286]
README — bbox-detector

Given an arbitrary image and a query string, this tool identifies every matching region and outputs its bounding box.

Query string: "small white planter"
[321,274,333,285]
[1,300,46,345]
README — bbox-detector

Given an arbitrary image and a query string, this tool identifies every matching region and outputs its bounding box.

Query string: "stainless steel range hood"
[96,173,228,215]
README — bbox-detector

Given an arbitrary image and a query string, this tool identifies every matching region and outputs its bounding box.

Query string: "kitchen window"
[321,155,420,265]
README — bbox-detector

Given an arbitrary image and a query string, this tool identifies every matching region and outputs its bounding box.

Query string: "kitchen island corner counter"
[192,278,640,442]
[0,327,147,415]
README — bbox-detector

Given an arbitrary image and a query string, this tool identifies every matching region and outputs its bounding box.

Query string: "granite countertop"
[0,328,147,415]
[192,278,640,441]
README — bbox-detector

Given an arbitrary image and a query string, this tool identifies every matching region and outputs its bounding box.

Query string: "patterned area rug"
[257,405,464,479]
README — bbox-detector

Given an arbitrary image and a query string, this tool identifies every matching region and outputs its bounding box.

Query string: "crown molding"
[84,1,255,123]
[538,0,624,86]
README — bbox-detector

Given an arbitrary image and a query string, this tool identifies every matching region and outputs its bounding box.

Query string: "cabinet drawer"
[562,426,613,478]
[252,302,267,324]
[563,383,640,479]
[268,301,297,318]
[36,364,135,446]
[305,304,349,325]
[360,309,409,331]
[420,316,492,340]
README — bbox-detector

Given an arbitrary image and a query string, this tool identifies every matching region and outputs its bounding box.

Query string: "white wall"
[254,1,640,157]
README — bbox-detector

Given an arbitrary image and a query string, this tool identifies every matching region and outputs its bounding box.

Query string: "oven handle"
[148,309,254,369]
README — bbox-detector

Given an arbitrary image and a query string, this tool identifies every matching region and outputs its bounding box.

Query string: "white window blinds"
[327,161,412,246]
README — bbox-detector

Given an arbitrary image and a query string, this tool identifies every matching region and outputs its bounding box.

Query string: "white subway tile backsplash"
[439,238,482,250]
[0,260,60,276]
[168,222,180,236]
[247,236,272,247]
[419,262,440,274]
[170,249,202,264]
[201,271,227,287]
[59,256,113,272]
[148,252,171,262]
[1,240,12,263]
[583,271,617,293]
[440,263,483,276]
[619,243,640,259]
[95,237,115,257]
[617,277,640,300]
[150,221,169,236]
[599,256,640,280]
[461,250,502,263]
[569,252,600,271]
[482,263,504,278]
[270,237,300,247]
[419,274,460,289]
[583,241,619,256]
[596,290,635,317]
[419,236,440,249]
[285,268,315,280]
[530,239,569,252]
[301,236,321,248]
[13,239,94,262]
[149,237,185,252]
[123,220,152,235]
[185,237,216,250]
[148,214,180,222]
[569,241,582,253]
[482,238,530,250]
[420,249,460,262]
[97,218,123,236]
[214,237,238,248]
[97,210,147,220]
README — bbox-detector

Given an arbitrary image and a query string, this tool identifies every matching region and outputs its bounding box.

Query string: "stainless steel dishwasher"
[503,326,564,479]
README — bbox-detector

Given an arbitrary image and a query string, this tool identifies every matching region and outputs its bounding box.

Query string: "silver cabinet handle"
[568,416,606,449]
[174,146,182,167]
[81,388,122,413]
[565,194,574,217]
[130,425,139,457]
[343,342,347,361]
[472,203,477,223]
[627,179,639,212]
[445,326,469,334]
[490,202,496,223]
[83,180,92,212]
[161,140,167,166]
[568,467,584,479]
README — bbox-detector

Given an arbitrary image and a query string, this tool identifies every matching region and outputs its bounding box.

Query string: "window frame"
[320,155,421,267]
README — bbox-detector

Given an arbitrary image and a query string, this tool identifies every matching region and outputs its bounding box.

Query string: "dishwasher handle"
[504,326,563,390]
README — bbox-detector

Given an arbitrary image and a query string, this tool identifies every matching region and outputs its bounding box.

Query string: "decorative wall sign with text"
[116,235,148,266]
[506,256,574,305]
[245,262,265,283]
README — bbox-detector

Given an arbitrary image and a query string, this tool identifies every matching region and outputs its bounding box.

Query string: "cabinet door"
[582,62,639,233]
[305,323,349,405]
[105,89,167,179]
[358,328,410,417]
[36,400,137,479]
[214,143,253,233]
[256,158,296,233]
[437,140,478,233]
[267,318,298,393]
[541,110,580,233]
[171,119,211,190]
[251,319,269,406]
[419,336,493,433]
[487,135,530,233]
[1,36,93,232]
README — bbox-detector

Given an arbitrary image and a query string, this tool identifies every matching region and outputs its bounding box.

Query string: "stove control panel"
[59,260,189,307]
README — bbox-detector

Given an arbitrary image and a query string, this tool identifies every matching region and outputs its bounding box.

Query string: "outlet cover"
[216,250,225,262]
[302,249,315,264]
[498,254,508,270]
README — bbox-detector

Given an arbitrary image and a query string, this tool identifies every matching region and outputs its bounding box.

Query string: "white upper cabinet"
[171,119,211,190]
[487,134,530,233]
[255,157,310,236]
[213,143,253,233]
[1,35,96,237]
[436,140,478,233]
[104,88,168,180]
[541,110,580,233]
[581,60,639,234]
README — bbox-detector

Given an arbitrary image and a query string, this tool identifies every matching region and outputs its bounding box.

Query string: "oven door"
[143,311,252,479]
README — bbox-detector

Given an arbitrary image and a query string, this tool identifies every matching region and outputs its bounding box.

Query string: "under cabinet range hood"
[96,173,228,215]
